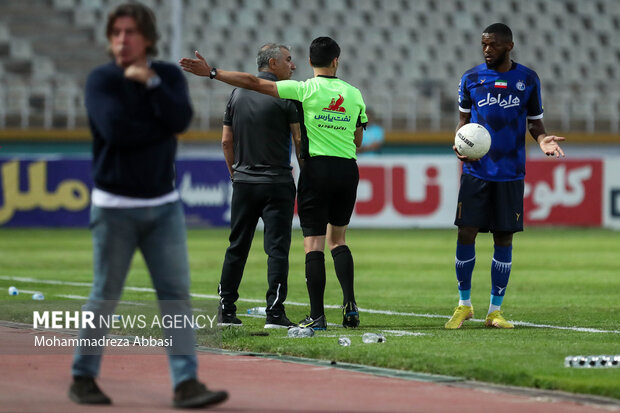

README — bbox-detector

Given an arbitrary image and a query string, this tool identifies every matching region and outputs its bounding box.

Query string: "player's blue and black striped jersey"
[458,62,543,181]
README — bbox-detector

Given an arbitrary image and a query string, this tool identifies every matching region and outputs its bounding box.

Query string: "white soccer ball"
[454,123,492,159]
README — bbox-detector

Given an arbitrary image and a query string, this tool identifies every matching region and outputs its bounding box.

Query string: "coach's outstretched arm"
[179,51,279,97]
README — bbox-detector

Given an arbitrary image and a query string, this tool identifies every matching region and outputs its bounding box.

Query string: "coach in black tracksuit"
[217,43,301,329]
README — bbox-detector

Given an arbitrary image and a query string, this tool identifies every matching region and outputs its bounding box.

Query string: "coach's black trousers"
[219,181,296,316]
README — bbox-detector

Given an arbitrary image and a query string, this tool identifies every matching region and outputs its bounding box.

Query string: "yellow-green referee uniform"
[276,75,367,323]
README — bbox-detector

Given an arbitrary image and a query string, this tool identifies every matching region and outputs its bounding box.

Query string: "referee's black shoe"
[298,314,327,330]
[68,376,112,405]
[264,312,296,329]
[342,302,360,328]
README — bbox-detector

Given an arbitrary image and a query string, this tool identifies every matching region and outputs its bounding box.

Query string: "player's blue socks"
[490,245,512,313]
[455,242,475,306]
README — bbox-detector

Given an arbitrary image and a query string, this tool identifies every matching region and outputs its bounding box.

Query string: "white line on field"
[2,275,619,334]
[56,294,89,300]
[13,289,42,295]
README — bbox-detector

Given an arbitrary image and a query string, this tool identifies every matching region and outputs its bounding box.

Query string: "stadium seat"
[0,0,619,131]
[4,80,30,128]
[30,80,54,128]
[53,77,82,129]
[0,81,6,128]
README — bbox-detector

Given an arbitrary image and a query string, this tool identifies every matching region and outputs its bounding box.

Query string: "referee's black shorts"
[454,173,524,233]
[298,156,359,237]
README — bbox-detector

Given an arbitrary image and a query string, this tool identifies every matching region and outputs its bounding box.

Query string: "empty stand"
[0,0,619,132]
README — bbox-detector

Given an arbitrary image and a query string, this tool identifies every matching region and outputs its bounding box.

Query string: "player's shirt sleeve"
[276,80,304,101]
[357,92,368,128]
[458,74,472,113]
[223,89,236,126]
[355,90,368,130]
[526,73,544,120]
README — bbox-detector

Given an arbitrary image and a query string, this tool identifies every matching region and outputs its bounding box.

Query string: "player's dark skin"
[454,32,566,247]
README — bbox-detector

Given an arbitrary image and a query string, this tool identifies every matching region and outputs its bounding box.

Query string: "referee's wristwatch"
[209,67,217,79]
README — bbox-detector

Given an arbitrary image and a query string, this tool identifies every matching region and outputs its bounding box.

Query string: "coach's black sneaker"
[264,312,296,329]
[342,302,360,328]
[298,314,327,330]
[218,312,242,326]
[217,307,242,326]
[68,376,112,405]
[173,378,228,408]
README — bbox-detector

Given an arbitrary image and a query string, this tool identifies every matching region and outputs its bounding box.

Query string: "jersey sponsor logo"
[477,92,520,109]
[323,94,346,112]
[494,80,507,88]
[516,80,525,91]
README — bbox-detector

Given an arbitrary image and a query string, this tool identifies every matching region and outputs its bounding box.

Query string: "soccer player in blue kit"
[445,23,566,329]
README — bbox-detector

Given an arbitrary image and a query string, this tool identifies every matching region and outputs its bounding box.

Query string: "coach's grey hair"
[256,43,290,71]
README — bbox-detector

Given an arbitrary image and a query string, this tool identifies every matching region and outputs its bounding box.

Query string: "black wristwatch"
[209,67,217,79]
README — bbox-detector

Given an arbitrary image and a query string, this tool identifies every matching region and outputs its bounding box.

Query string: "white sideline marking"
[318,330,428,338]
[382,330,427,337]
[13,289,42,295]
[56,294,89,300]
[2,275,619,334]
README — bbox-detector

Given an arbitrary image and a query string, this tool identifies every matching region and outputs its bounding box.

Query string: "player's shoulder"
[513,62,540,80]
[461,63,487,82]
[462,63,487,76]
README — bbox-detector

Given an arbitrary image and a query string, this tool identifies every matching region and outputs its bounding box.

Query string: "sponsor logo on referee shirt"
[323,95,346,112]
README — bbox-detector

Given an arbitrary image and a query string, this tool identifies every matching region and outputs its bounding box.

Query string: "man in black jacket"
[218,43,302,329]
[69,3,227,409]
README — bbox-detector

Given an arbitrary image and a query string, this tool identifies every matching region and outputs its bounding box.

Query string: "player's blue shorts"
[454,173,524,233]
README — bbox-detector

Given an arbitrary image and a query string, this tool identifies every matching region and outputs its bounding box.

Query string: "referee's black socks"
[331,245,355,306]
[305,251,326,319]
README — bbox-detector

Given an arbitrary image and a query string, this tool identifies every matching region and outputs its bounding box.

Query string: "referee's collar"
[317,75,338,79]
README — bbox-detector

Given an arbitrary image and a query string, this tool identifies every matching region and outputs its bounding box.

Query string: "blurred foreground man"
[69,3,227,408]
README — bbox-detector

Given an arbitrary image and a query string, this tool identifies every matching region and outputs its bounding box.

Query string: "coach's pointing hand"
[179,51,211,77]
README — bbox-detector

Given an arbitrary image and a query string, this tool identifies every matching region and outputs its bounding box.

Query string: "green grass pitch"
[0,227,618,399]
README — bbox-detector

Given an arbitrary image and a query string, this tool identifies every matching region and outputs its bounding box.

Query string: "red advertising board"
[524,160,603,226]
